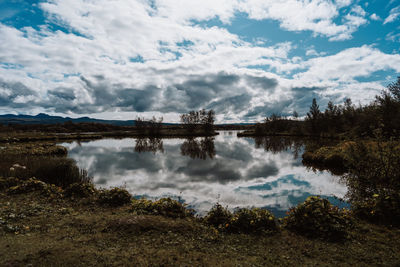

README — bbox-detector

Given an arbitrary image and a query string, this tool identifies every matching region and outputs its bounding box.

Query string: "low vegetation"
[282,196,353,241]
[98,188,132,206]
[302,141,355,172]
[131,198,194,218]
[343,139,400,226]
[1,177,400,266]
[204,204,278,234]
[302,136,400,227]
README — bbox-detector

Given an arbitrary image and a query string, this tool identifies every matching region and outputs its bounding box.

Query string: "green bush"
[204,205,277,233]
[282,196,352,241]
[65,183,97,198]
[98,188,132,206]
[204,203,232,228]
[227,208,278,233]
[131,198,194,218]
[343,140,400,225]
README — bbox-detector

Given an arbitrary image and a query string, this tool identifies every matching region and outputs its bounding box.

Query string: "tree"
[148,116,163,136]
[306,98,321,135]
[135,117,146,131]
[293,110,299,120]
[388,76,400,101]
[180,109,215,133]
[203,109,215,133]
[324,101,340,134]
[135,116,163,136]
[376,77,400,136]
[307,98,320,121]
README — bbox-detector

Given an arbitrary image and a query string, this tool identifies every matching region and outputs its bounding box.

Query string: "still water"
[62,131,347,217]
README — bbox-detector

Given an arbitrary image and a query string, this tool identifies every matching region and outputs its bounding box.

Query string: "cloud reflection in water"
[62,132,347,216]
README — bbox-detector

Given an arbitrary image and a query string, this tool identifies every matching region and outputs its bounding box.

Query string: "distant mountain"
[0,113,255,127]
[0,113,136,126]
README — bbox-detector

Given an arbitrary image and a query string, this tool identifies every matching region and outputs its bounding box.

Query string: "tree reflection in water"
[135,137,164,154]
[254,136,303,159]
[180,137,216,160]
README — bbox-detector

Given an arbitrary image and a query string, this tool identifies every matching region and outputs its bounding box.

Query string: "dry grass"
[1,191,400,266]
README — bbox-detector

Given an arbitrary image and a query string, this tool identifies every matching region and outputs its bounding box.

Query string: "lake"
[62,131,348,217]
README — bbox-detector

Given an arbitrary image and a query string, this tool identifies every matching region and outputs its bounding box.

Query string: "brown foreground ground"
[1,191,400,267]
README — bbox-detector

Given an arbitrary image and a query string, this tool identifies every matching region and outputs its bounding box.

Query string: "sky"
[0,0,399,123]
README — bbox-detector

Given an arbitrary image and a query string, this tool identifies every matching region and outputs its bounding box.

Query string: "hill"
[0,113,136,126]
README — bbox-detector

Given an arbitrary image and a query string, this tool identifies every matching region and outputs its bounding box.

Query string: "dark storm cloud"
[290,86,328,115]
[76,76,159,113]
[172,72,241,109]
[46,87,79,113]
[206,94,252,113]
[80,76,114,109]
[245,75,278,91]
[244,99,293,118]
[158,72,280,114]
[117,86,158,112]
[1,71,287,117]
[244,86,332,118]
[0,78,37,107]
[48,87,76,101]
[158,86,190,113]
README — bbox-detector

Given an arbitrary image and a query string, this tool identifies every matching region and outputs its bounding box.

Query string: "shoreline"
[1,179,399,266]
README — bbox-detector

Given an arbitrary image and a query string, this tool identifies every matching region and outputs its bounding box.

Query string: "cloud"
[0,0,398,121]
[244,99,293,118]
[384,6,400,24]
[172,72,240,109]
[0,78,37,107]
[296,45,400,83]
[245,75,278,90]
[305,48,326,57]
[370,13,380,21]
[386,31,400,42]
[207,94,252,113]
[247,161,279,178]
[63,137,348,214]
[238,0,367,41]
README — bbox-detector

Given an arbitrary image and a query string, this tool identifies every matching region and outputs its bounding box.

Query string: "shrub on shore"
[204,204,278,233]
[227,208,278,233]
[282,196,352,241]
[98,188,132,206]
[131,198,194,218]
[65,182,97,198]
[302,141,355,171]
[204,203,232,228]
[343,140,400,225]
[6,177,63,197]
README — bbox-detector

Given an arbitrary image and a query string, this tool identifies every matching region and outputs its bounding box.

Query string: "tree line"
[180,109,215,133]
[255,76,400,139]
[305,76,400,138]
